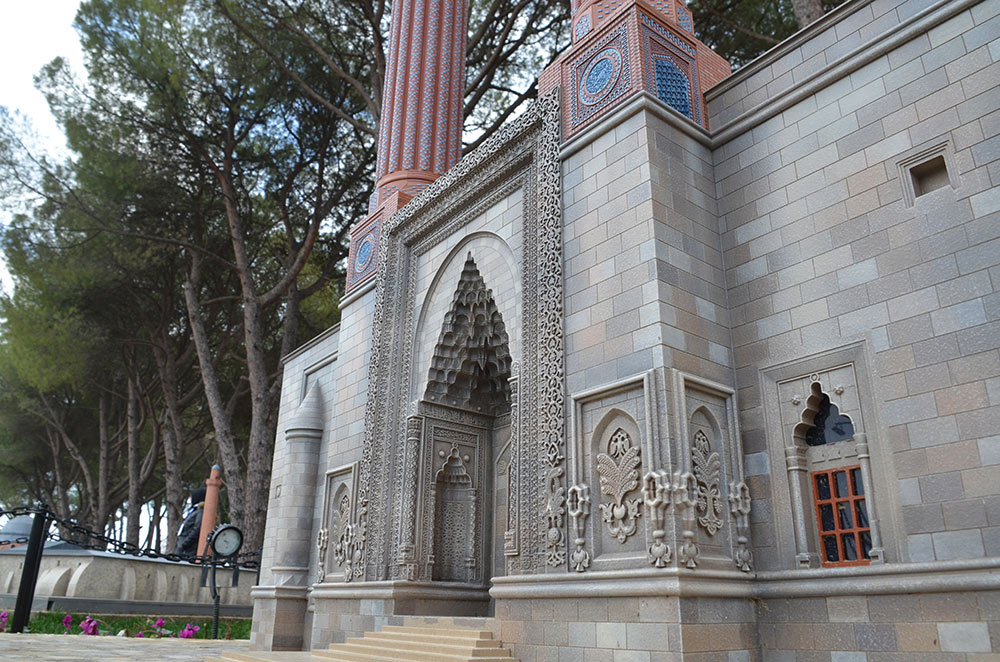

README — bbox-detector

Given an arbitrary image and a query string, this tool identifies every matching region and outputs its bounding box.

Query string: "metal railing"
[0,505,261,636]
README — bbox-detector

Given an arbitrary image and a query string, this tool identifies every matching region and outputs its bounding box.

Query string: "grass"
[8,611,251,639]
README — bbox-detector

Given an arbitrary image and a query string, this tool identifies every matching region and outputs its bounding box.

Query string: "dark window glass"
[816,473,831,500]
[805,391,856,446]
[820,504,835,531]
[837,502,853,529]
[835,471,849,498]
[842,534,858,561]
[823,536,839,562]
[851,468,864,495]
[855,500,869,528]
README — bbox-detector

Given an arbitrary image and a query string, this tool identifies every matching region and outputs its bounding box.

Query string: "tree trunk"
[183,260,247,534]
[154,335,187,553]
[126,377,142,547]
[97,393,111,535]
[791,0,825,29]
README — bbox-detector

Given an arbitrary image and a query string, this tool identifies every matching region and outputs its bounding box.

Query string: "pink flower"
[154,618,165,629]
[178,623,201,639]
[135,632,144,638]
[0,610,7,632]
[80,616,99,636]
[62,614,73,631]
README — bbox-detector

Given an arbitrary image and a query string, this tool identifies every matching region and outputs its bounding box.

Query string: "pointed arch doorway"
[396,253,514,615]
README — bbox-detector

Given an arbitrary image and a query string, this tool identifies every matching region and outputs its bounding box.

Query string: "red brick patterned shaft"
[371,0,469,211]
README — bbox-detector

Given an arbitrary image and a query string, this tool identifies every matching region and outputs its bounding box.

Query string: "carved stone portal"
[403,254,513,587]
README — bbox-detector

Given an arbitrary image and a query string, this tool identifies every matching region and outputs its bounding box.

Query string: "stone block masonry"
[249,0,1000,658]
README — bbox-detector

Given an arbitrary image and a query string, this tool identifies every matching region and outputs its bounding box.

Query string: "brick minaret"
[345,0,469,294]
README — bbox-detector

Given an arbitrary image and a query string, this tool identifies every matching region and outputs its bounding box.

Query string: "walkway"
[0,632,250,661]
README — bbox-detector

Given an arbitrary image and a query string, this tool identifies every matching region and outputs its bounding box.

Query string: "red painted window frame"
[812,465,872,568]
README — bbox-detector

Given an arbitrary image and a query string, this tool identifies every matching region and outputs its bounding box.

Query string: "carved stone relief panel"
[671,370,750,573]
[411,411,493,585]
[686,400,731,558]
[570,371,660,572]
[493,424,512,577]
[319,463,359,583]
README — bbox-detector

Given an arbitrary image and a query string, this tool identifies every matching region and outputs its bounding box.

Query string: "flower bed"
[0,611,250,639]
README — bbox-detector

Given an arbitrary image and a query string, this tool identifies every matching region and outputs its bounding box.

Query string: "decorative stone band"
[489,557,1000,599]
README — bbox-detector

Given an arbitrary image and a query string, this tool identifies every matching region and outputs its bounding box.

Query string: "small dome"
[287,383,325,432]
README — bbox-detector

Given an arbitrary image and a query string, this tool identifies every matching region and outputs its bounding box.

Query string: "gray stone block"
[938,621,992,652]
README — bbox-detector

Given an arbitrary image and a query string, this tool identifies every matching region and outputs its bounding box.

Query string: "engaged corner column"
[255,383,325,651]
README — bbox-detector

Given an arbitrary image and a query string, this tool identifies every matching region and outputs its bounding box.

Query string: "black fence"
[0,505,261,636]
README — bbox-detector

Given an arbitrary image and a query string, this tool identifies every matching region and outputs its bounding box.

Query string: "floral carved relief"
[567,483,591,572]
[597,428,642,543]
[316,527,328,583]
[692,430,723,536]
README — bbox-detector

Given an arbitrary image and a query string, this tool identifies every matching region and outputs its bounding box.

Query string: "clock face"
[211,525,243,557]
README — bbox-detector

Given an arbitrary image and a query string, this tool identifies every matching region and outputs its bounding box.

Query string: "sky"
[0,0,86,294]
[0,0,85,151]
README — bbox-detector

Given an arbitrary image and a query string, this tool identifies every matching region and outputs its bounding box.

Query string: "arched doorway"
[397,253,513,612]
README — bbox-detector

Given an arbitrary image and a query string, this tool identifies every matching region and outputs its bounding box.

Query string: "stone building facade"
[251,0,1000,658]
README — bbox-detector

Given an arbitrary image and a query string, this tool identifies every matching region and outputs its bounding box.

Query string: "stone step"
[208,652,316,662]
[316,655,515,662]
[380,624,493,639]
[317,641,510,661]
[318,623,516,662]
[360,631,504,649]
[208,624,517,662]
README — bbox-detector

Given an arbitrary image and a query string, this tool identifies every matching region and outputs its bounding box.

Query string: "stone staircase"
[207,622,517,662]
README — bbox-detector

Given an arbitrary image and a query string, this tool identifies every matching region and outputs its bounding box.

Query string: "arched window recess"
[786,382,884,568]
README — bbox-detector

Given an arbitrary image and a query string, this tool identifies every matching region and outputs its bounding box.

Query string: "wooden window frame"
[812,465,872,568]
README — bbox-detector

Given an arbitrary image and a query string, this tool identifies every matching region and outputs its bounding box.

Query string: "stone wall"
[711,0,1000,571]
[0,549,249,606]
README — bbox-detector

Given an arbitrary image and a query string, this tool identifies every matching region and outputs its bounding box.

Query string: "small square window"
[897,142,956,207]
[910,155,949,198]
[812,466,872,567]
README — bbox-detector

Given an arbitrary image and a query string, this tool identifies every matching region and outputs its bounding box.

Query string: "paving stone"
[0,633,250,662]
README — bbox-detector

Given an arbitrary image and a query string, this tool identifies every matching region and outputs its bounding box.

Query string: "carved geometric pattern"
[569,22,632,127]
[692,430,723,536]
[424,254,512,416]
[597,428,643,543]
[433,447,476,582]
[654,56,693,120]
[357,88,564,580]
[639,12,705,128]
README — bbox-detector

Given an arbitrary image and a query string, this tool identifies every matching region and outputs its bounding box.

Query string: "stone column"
[252,383,324,651]
[197,465,222,558]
